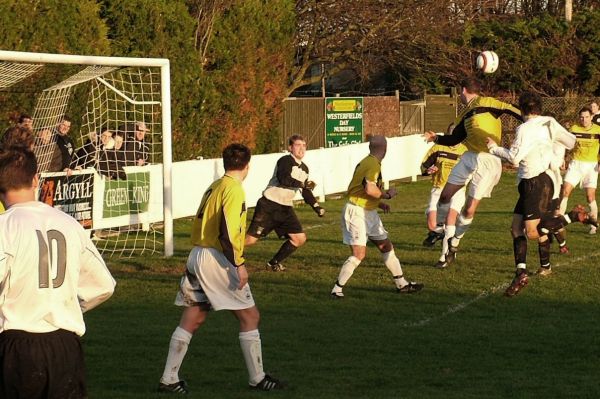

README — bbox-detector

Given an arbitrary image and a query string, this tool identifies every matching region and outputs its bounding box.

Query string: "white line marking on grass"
[304,221,337,230]
[402,252,600,328]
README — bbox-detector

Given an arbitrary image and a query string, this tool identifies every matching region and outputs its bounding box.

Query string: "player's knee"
[290,233,307,247]
[524,225,539,240]
[238,307,260,330]
[245,234,259,246]
[377,240,393,253]
[510,227,522,239]
[439,193,452,204]
[351,247,367,261]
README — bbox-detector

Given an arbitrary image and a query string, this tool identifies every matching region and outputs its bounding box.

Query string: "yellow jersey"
[437,96,521,153]
[347,154,383,210]
[569,123,600,162]
[191,174,247,267]
[421,143,467,188]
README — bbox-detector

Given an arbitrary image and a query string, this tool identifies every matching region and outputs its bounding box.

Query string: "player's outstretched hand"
[313,205,325,217]
[305,180,316,190]
[486,137,498,150]
[237,265,249,289]
[426,165,439,175]
[423,131,437,143]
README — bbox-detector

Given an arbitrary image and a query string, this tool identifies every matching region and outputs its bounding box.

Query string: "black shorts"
[0,329,86,399]
[514,172,554,220]
[247,197,303,239]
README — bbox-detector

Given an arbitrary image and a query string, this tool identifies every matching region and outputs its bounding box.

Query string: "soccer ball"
[476,51,499,74]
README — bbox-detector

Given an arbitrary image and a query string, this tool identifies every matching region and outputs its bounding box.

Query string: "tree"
[201,0,295,154]
[100,0,204,160]
[0,0,110,125]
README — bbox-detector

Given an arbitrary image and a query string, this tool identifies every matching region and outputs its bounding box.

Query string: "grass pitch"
[85,172,600,398]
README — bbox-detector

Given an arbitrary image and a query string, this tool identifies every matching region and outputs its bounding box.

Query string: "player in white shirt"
[0,147,115,398]
[487,92,590,296]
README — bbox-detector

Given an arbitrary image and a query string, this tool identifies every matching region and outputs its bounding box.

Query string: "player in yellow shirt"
[330,135,423,298]
[559,107,600,234]
[158,144,284,394]
[420,122,467,248]
[423,77,521,267]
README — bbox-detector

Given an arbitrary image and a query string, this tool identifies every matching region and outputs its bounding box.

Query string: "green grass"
[84,172,600,398]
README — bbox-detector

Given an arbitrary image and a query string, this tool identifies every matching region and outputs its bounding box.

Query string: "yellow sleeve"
[220,184,247,267]
[421,144,437,164]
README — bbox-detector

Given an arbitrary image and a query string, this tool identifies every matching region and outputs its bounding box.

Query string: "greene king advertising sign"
[103,172,150,218]
[325,97,363,147]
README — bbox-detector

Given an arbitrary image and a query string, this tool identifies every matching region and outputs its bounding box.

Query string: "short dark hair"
[0,148,37,194]
[223,143,251,171]
[460,77,482,95]
[61,115,72,123]
[18,114,32,124]
[580,106,593,116]
[288,135,305,146]
[518,92,542,116]
[0,126,35,151]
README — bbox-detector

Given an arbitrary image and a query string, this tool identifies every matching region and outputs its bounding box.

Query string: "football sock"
[554,229,566,246]
[382,251,407,287]
[513,235,527,266]
[589,200,597,221]
[452,214,473,247]
[161,326,193,384]
[436,201,451,226]
[270,240,298,264]
[559,197,568,215]
[393,274,409,288]
[440,225,456,262]
[335,256,361,288]
[538,237,551,268]
[239,329,265,386]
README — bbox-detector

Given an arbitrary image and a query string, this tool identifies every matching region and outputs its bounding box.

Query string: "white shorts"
[175,246,255,311]
[426,186,466,214]
[564,160,598,189]
[341,202,388,246]
[447,151,502,200]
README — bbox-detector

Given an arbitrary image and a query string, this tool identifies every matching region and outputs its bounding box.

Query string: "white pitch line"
[402,251,600,328]
[304,221,338,230]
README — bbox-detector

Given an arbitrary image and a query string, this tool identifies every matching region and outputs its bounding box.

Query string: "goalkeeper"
[246,135,325,271]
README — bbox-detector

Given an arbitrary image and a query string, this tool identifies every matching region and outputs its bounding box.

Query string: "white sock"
[333,256,361,291]
[440,225,456,262]
[239,329,265,386]
[160,326,193,384]
[589,200,597,220]
[559,197,569,215]
[434,223,444,234]
[436,202,451,226]
[382,251,407,287]
[452,215,473,247]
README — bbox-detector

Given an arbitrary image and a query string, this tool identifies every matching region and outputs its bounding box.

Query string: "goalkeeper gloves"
[313,204,325,217]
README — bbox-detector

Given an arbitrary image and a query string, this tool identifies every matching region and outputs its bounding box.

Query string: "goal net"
[0,51,173,258]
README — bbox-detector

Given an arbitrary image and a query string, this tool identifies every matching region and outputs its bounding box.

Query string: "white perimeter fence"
[172,134,431,218]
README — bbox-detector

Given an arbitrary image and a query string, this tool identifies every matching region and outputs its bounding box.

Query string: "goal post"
[0,50,174,257]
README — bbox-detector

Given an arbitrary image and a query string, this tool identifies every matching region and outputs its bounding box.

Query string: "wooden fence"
[279,94,456,150]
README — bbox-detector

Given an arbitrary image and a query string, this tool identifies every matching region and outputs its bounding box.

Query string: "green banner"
[103,172,150,218]
[325,97,363,147]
